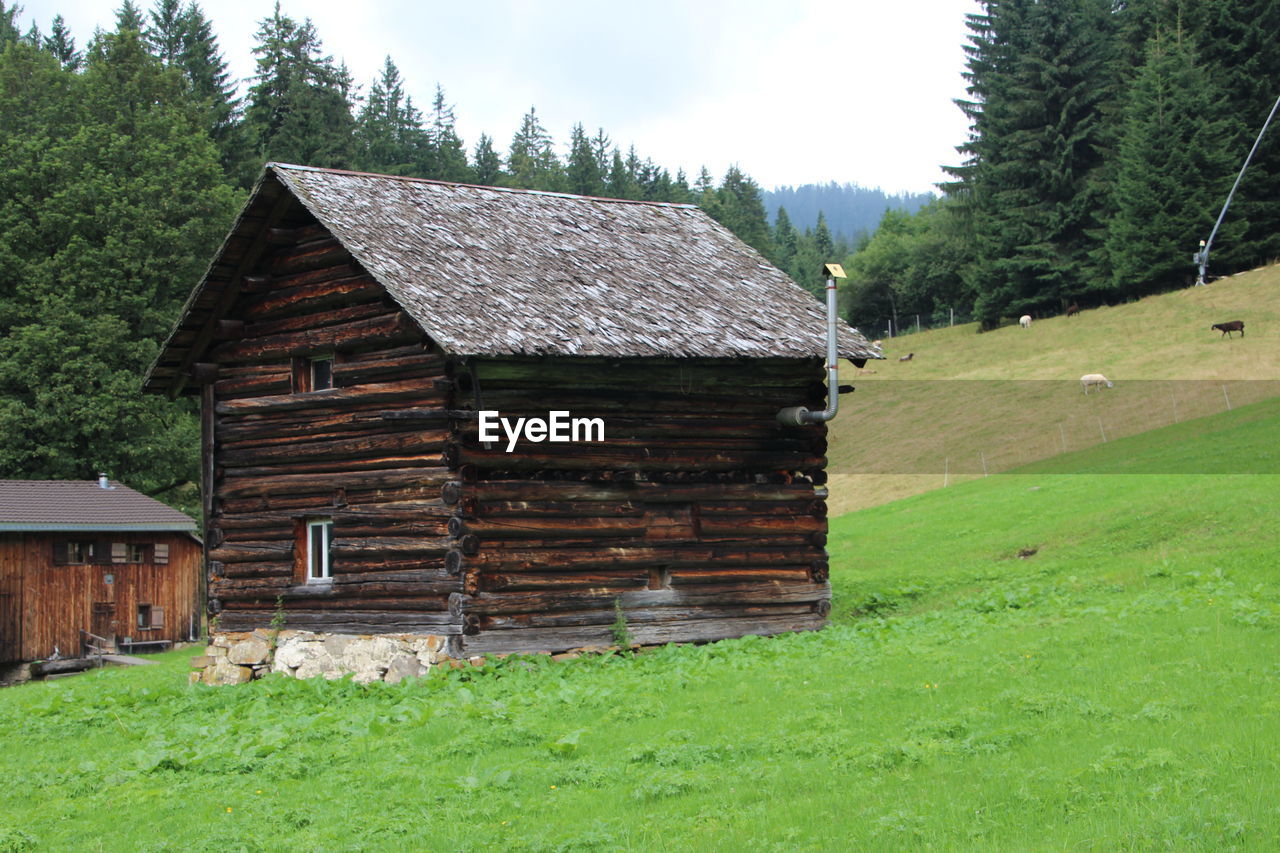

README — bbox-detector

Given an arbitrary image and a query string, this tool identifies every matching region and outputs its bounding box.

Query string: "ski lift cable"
[1197,93,1280,284]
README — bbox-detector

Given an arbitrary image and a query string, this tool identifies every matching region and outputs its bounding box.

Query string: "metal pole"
[1198,93,1280,284]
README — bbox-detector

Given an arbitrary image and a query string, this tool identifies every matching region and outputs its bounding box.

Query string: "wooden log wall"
[446,356,832,655]
[203,218,464,635]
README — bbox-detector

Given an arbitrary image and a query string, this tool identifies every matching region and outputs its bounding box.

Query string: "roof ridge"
[268,163,701,210]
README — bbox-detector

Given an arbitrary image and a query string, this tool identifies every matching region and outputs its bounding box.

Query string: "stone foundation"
[191,630,453,685]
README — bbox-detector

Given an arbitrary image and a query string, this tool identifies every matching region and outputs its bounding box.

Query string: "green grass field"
[2,396,1277,851]
[828,263,1280,513]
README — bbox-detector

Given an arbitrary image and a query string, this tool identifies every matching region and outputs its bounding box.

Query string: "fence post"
[1222,384,1232,411]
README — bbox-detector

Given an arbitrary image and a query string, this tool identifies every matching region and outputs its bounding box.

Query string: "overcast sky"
[22,0,981,194]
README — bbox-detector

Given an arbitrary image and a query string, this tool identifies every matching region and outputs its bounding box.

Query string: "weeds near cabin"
[609,598,633,648]
[267,595,286,659]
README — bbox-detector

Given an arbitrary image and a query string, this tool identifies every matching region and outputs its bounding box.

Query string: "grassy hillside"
[828,263,1280,513]
[2,400,1277,851]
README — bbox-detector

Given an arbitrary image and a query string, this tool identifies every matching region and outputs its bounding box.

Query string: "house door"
[0,589,18,663]
[90,602,116,651]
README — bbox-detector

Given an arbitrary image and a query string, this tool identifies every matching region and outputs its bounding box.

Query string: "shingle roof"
[274,165,878,360]
[146,165,881,394]
[0,480,197,533]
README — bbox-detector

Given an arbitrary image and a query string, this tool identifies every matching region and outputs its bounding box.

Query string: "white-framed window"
[127,543,148,563]
[306,518,333,582]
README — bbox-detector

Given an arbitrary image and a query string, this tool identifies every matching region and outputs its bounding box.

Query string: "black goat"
[1211,320,1245,338]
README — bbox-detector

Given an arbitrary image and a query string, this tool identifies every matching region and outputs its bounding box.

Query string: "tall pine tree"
[245,3,355,169]
[505,106,560,190]
[471,133,502,186]
[566,122,604,196]
[355,56,427,175]
[428,85,469,182]
[949,0,1119,326]
[1105,29,1236,294]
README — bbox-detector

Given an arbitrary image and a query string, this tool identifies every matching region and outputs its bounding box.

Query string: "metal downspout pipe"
[777,265,846,426]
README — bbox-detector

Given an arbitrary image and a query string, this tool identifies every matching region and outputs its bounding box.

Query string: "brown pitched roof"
[0,480,197,533]
[147,165,880,394]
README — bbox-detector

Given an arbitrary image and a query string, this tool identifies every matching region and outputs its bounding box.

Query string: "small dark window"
[127,544,148,563]
[293,355,335,393]
[310,357,333,391]
[136,604,165,630]
[54,541,88,564]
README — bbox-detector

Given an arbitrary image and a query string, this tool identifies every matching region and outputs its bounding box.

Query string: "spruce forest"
[0,0,1277,506]
[849,0,1280,335]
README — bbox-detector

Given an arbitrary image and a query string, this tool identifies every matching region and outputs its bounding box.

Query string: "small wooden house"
[146,164,878,679]
[0,478,201,663]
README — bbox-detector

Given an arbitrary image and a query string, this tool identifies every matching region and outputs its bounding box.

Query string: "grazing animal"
[899,352,914,362]
[1211,320,1245,338]
[1066,304,1080,317]
[1019,314,1032,329]
[1080,373,1114,394]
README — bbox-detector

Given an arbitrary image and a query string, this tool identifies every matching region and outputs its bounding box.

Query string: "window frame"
[54,540,89,565]
[306,518,333,583]
[136,603,164,631]
[310,355,334,391]
[294,354,336,393]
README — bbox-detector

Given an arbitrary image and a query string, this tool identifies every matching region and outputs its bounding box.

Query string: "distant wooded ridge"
[762,183,935,246]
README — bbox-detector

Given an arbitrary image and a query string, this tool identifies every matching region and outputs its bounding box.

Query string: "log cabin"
[145,164,880,682]
[0,478,201,664]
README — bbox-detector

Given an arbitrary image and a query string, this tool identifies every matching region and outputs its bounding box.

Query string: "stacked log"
[447,355,832,654]
[204,220,463,633]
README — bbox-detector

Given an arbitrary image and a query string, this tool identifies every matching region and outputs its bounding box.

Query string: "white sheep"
[1080,373,1114,394]
[1019,314,1032,329]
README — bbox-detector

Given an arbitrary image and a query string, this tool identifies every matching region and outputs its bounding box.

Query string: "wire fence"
[858,307,975,340]
[830,380,1280,478]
